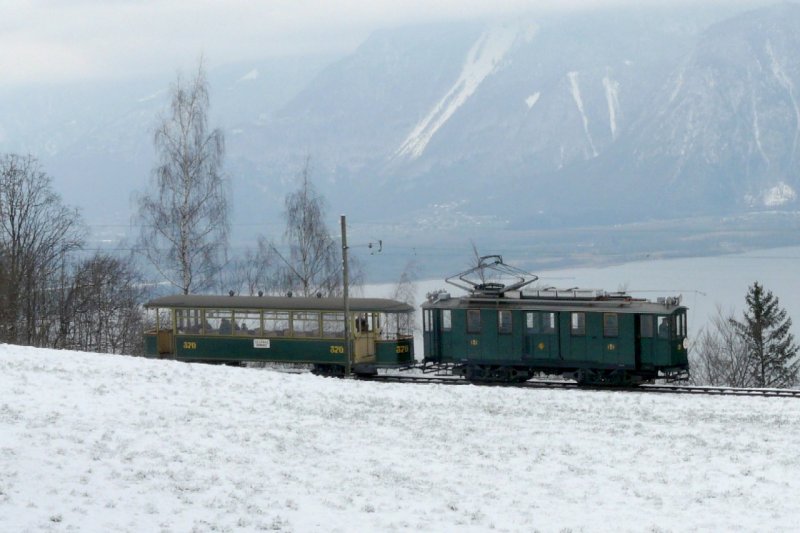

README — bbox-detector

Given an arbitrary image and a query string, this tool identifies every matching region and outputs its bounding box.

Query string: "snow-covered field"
[3,344,800,532]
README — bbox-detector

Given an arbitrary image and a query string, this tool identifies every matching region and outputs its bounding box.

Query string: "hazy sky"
[0,0,746,87]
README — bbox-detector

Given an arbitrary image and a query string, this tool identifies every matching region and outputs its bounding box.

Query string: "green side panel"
[433,308,462,363]
[562,313,586,362]
[526,331,559,359]
[654,338,672,366]
[601,314,635,367]
[174,335,346,363]
[671,341,689,367]
[639,337,655,368]
[144,334,158,358]
[375,338,415,365]
[585,313,604,362]
[479,309,498,360]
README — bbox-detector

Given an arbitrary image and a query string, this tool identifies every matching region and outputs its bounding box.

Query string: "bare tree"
[0,154,84,345]
[136,60,228,295]
[690,306,752,387]
[220,240,276,296]
[270,159,342,297]
[391,259,419,332]
[55,252,147,355]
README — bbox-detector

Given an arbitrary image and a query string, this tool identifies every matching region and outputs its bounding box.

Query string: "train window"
[154,308,171,332]
[394,313,412,338]
[322,312,345,338]
[526,312,540,333]
[355,313,375,333]
[657,316,670,339]
[498,310,512,334]
[176,309,202,334]
[264,311,290,337]
[603,313,618,337]
[293,312,320,337]
[640,315,653,338]
[442,310,452,331]
[467,309,481,333]
[205,309,234,334]
[423,310,432,332]
[570,312,585,336]
[543,312,556,334]
[234,310,261,335]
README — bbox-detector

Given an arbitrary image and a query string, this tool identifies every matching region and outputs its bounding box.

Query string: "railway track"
[362,373,800,398]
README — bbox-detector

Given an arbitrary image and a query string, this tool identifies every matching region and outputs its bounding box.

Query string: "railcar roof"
[146,294,414,313]
[423,295,686,314]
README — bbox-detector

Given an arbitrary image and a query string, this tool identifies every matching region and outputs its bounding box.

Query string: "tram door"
[353,313,377,364]
[156,310,174,356]
[157,331,173,356]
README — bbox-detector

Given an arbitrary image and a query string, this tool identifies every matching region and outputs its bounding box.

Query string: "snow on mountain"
[237,68,260,82]
[567,70,598,158]
[2,343,800,531]
[395,22,534,160]
[762,181,797,206]
[524,91,540,110]
[603,71,621,140]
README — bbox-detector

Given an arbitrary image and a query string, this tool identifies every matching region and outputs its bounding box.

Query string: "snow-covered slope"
[2,344,800,531]
[395,22,535,160]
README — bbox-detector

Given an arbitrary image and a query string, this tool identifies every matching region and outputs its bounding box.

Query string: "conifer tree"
[731,282,798,388]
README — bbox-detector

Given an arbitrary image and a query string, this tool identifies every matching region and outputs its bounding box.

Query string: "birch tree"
[270,159,342,297]
[136,61,228,294]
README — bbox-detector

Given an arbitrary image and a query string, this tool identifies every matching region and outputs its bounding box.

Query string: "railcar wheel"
[311,364,345,378]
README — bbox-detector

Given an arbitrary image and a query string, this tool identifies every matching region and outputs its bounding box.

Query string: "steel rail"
[362,374,800,398]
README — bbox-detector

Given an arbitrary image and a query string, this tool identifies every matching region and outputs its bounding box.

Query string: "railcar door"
[523,311,559,360]
[156,308,174,357]
[564,311,588,362]
[654,315,672,366]
[465,309,483,360]
[157,330,173,356]
[423,308,439,362]
[353,312,377,364]
[438,309,453,361]
[633,313,643,370]
[637,314,656,368]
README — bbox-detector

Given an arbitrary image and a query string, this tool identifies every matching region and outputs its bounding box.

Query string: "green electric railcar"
[422,256,689,385]
[143,294,414,375]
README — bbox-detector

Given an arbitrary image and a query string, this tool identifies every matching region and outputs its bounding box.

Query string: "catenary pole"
[341,215,352,377]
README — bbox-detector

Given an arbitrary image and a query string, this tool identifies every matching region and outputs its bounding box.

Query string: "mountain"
[1,3,799,240]
[229,3,800,228]
[623,3,800,213]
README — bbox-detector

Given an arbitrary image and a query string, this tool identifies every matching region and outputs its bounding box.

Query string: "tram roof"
[423,295,686,314]
[145,294,414,313]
